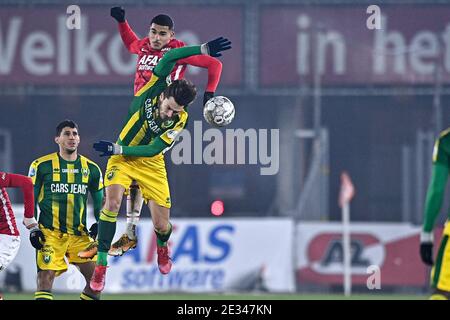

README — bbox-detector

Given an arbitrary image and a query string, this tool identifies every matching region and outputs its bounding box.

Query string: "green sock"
[97,251,108,266]
[97,209,118,261]
[155,223,172,247]
[156,237,167,247]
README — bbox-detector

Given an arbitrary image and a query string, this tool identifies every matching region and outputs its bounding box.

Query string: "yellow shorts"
[431,221,450,291]
[104,154,171,208]
[37,227,96,277]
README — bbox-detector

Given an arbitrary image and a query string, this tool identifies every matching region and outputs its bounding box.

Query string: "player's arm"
[26,162,46,249]
[121,137,170,157]
[111,7,141,54]
[420,135,450,265]
[0,172,36,229]
[95,114,187,158]
[178,55,223,105]
[153,37,231,80]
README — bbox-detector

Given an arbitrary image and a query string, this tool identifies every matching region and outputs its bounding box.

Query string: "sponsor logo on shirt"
[61,168,79,174]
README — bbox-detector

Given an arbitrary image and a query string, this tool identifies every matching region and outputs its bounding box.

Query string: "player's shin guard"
[35,290,53,300]
[155,222,172,247]
[80,292,100,300]
[97,209,119,266]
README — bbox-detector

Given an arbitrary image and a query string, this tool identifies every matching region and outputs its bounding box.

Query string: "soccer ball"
[203,96,235,127]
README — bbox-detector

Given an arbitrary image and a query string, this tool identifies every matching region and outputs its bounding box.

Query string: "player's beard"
[64,145,77,154]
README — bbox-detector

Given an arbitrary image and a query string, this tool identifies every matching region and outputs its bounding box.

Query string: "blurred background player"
[89,38,231,293]
[420,128,450,300]
[0,172,34,300]
[79,6,225,259]
[28,120,104,300]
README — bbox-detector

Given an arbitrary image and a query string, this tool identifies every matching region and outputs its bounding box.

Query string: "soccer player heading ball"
[89,34,232,291]
[78,8,229,260]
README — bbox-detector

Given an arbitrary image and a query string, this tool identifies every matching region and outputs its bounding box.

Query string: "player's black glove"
[203,92,214,106]
[201,37,232,58]
[88,222,98,240]
[111,6,125,23]
[29,226,46,250]
[420,231,434,266]
[93,140,122,157]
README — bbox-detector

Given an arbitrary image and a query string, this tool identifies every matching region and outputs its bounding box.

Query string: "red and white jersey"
[118,21,222,95]
[0,172,34,236]
[119,22,186,94]
[0,174,19,236]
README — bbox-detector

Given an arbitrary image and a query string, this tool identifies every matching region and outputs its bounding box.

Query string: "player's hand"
[29,226,45,250]
[420,231,434,266]
[88,222,98,240]
[202,37,232,57]
[203,91,214,106]
[93,140,122,157]
[111,6,125,23]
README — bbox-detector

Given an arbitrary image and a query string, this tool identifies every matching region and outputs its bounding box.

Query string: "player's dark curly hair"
[55,120,78,136]
[163,79,197,107]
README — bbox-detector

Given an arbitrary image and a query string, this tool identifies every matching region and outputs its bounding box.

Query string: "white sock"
[126,211,140,239]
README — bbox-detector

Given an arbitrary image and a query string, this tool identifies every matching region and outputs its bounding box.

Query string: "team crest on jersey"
[161,120,174,129]
[41,245,54,265]
[82,168,89,178]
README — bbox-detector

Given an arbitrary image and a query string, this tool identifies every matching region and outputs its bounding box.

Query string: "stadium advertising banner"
[261,5,450,86]
[296,222,438,286]
[9,215,294,293]
[0,7,242,86]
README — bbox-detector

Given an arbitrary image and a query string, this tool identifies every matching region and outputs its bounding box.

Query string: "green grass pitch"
[2,292,426,300]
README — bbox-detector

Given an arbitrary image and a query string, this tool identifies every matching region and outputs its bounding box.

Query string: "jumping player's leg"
[90,184,126,292]
[96,184,126,266]
[126,181,144,239]
[108,181,143,256]
[148,200,173,274]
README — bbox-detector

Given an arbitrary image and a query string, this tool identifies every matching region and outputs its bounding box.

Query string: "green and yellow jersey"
[423,128,450,232]
[28,152,104,236]
[116,45,203,158]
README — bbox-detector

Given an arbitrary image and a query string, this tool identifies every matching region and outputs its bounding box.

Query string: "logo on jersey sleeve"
[166,130,179,140]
